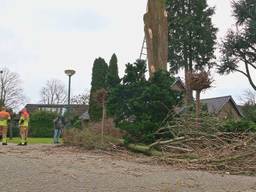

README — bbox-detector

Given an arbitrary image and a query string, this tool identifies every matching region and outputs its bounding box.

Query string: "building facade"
[25,104,88,117]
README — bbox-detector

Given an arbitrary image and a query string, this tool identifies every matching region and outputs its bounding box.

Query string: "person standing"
[53,115,65,144]
[0,107,11,145]
[18,108,30,145]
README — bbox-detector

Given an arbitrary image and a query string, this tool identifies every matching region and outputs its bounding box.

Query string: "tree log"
[127,144,162,156]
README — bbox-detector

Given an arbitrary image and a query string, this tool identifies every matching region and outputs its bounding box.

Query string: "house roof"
[25,104,89,116]
[79,111,90,120]
[201,96,243,117]
[25,104,88,108]
[171,77,186,91]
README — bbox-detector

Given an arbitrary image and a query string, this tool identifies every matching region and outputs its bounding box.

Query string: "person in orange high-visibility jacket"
[0,107,11,145]
[18,108,30,145]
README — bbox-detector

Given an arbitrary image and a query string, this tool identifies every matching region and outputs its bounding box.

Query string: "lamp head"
[64,69,76,76]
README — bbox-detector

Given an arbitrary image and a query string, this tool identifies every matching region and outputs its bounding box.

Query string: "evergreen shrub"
[29,111,57,137]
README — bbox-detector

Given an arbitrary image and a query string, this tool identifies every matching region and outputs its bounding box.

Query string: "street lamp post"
[0,70,3,107]
[64,69,76,106]
[64,69,76,127]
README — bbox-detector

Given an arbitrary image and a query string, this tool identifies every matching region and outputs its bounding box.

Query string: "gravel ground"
[0,144,255,192]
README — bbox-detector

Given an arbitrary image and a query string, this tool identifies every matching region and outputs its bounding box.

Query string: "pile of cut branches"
[152,114,256,176]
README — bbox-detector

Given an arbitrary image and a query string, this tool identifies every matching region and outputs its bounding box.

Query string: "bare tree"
[71,91,90,105]
[95,88,108,145]
[40,79,67,104]
[0,68,25,109]
[240,89,256,106]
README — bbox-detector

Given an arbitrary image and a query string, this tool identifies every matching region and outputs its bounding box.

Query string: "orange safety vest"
[0,111,11,127]
[19,112,30,127]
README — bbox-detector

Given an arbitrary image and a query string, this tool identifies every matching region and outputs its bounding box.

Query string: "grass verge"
[8,137,55,144]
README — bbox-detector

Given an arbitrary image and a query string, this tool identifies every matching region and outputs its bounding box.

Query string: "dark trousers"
[53,129,62,143]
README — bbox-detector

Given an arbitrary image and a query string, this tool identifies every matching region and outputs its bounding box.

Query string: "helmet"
[20,108,29,118]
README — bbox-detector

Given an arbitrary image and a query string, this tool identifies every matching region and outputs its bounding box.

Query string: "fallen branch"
[164,145,194,152]
[149,137,185,149]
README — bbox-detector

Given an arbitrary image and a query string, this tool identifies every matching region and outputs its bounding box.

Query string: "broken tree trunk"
[188,71,213,127]
[144,0,168,76]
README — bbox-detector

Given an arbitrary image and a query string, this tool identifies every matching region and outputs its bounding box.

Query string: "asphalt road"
[0,144,255,192]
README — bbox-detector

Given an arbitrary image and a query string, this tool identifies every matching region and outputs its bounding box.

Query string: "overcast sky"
[0,0,255,105]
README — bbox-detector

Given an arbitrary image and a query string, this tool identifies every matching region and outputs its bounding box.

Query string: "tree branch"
[233,68,249,78]
[245,62,256,91]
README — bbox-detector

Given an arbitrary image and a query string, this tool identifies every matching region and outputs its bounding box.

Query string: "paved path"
[0,144,255,192]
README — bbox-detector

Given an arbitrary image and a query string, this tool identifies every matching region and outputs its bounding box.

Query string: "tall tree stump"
[144,0,168,76]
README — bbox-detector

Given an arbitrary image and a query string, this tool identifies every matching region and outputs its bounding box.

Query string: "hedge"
[29,111,58,137]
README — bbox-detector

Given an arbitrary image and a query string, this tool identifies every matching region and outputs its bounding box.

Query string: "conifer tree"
[108,59,182,143]
[89,57,108,121]
[166,0,217,104]
[106,53,120,88]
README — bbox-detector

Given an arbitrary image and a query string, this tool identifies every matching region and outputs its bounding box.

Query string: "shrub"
[119,118,158,144]
[29,111,58,137]
[108,60,182,144]
[242,105,256,123]
[68,115,81,129]
[222,119,256,133]
[88,118,124,138]
[63,128,122,150]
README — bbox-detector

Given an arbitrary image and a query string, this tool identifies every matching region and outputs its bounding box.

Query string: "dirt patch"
[0,144,255,192]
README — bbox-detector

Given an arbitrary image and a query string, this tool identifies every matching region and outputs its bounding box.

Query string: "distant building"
[201,96,243,120]
[171,77,186,92]
[25,104,88,117]
[171,78,243,120]
[79,111,90,127]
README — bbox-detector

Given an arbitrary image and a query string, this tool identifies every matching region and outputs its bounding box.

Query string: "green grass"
[8,137,57,144]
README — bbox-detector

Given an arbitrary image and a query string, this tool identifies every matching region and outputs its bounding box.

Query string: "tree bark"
[185,68,193,105]
[101,100,106,145]
[185,0,194,105]
[195,90,201,128]
[144,0,168,76]
[245,62,256,91]
[127,144,162,156]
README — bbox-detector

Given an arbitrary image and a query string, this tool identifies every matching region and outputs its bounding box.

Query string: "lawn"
[8,137,57,144]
